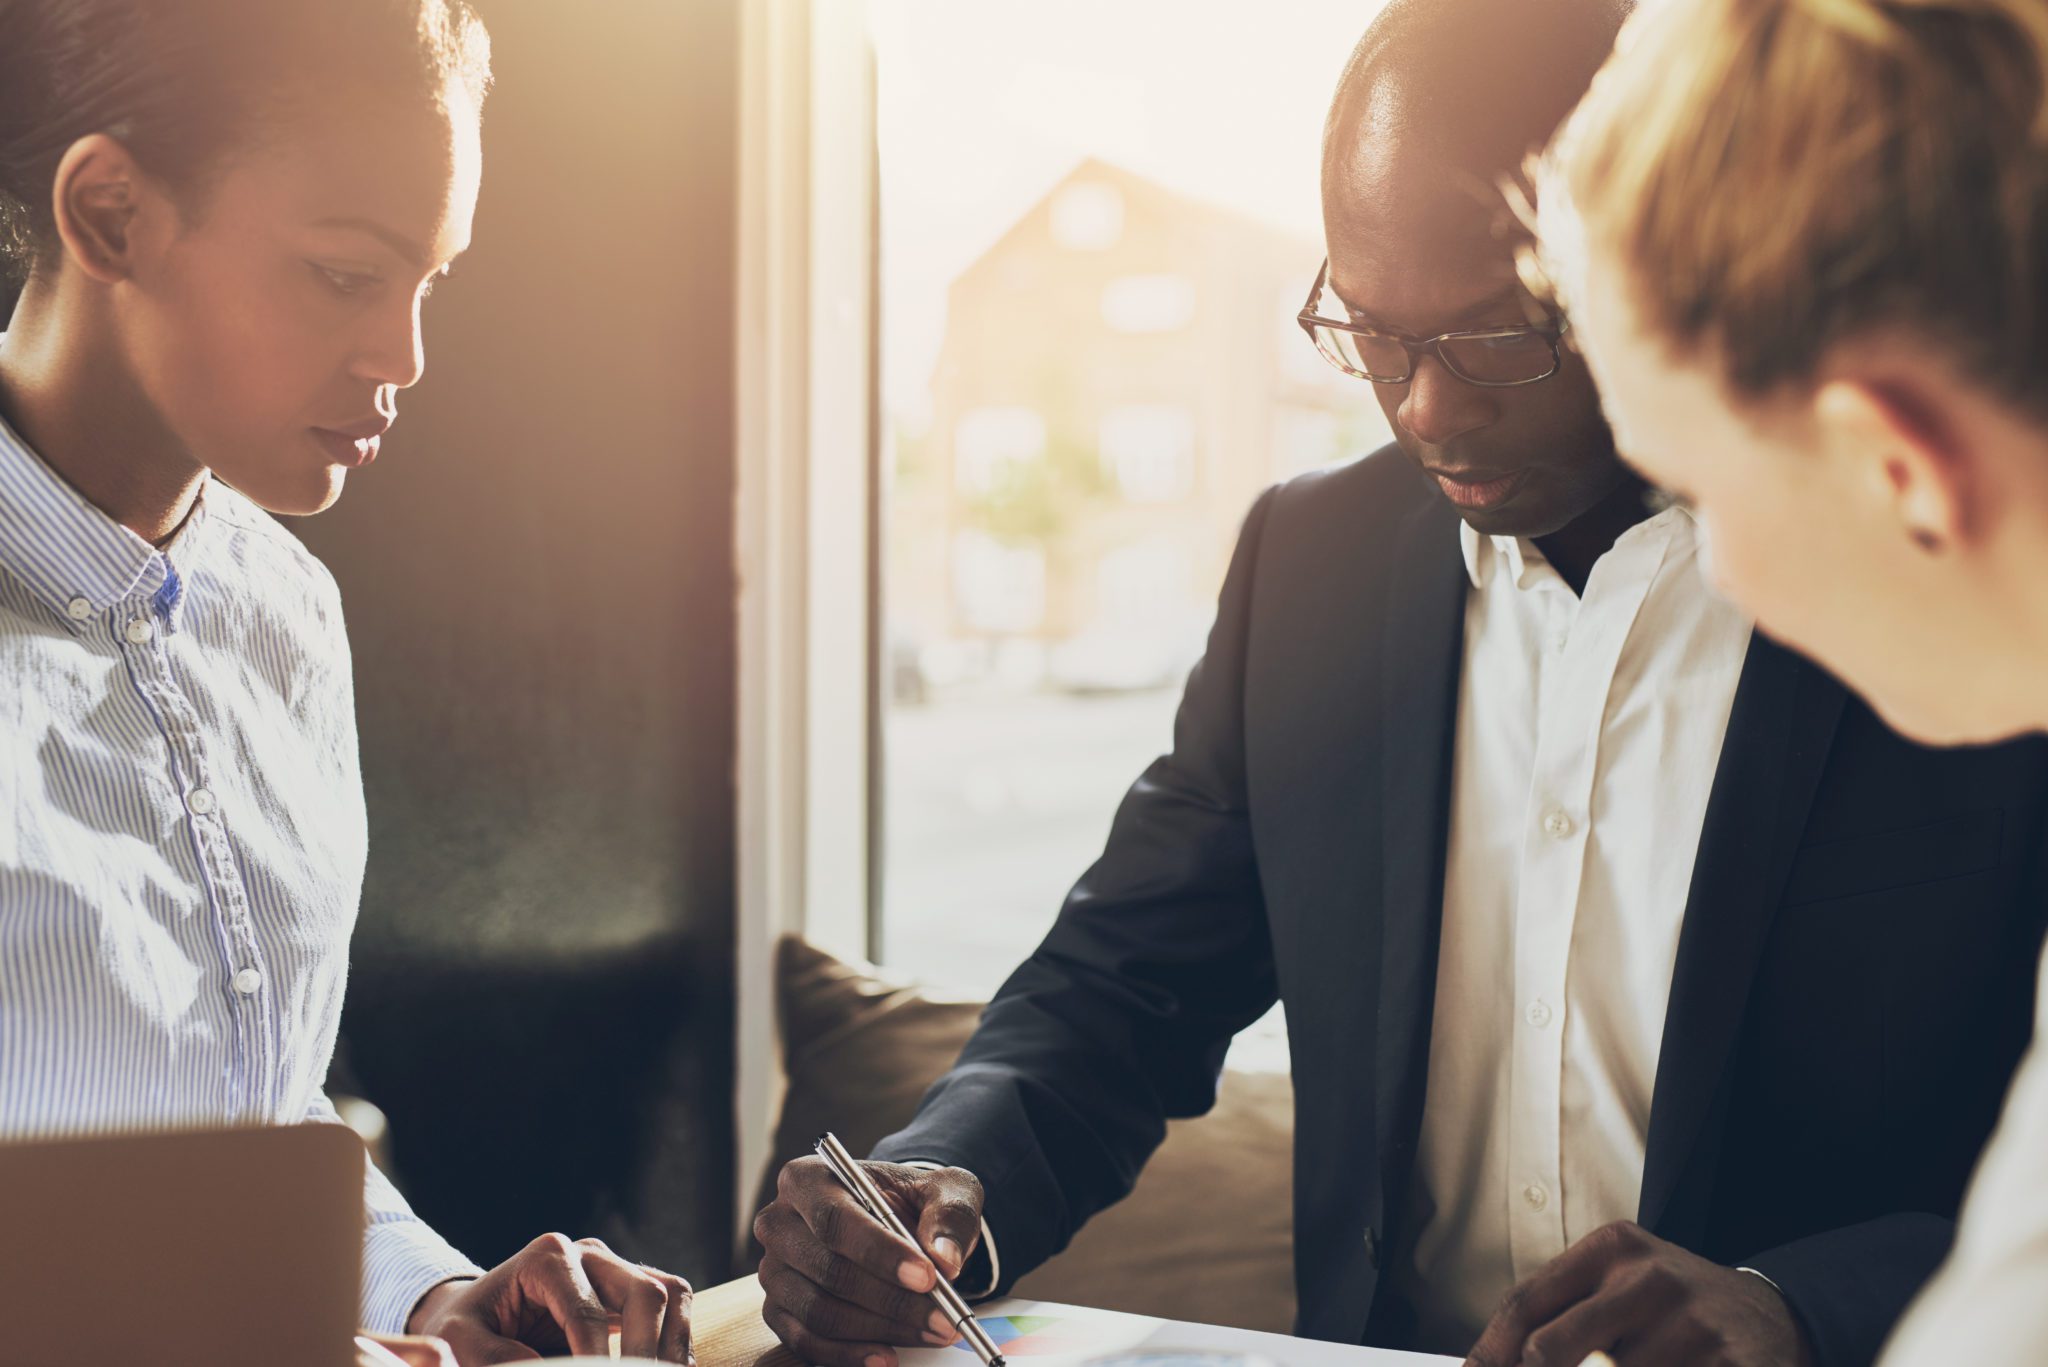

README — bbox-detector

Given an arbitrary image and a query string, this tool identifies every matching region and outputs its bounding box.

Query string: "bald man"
[751,4,2048,1365]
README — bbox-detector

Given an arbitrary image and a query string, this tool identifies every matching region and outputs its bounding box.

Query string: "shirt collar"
[1458,501,1698,593]
[0,405,186,634]
[1458,518,1544,591]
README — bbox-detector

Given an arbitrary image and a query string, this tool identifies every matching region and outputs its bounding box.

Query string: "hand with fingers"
[405,1232,695,1365]
[754,1156,987,1367]
[1462,1221,1813,1367]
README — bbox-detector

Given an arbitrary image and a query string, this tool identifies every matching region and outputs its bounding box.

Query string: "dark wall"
[295,0,739,1276]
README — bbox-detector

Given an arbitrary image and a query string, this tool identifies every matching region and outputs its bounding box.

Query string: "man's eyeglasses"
[1296,259,1569,387]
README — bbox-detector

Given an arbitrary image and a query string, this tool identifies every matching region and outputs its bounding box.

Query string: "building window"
[1049,181,1126,251]
[1101,274,1197,333]
[1100,404,1197,503]
[953,406,1047,496]
[952,531,1047,635]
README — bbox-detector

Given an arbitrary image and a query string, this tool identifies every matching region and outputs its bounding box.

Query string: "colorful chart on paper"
[952,1316,1099,1357]
[896,1301,1161,1367]
[897,1298,1458,1367]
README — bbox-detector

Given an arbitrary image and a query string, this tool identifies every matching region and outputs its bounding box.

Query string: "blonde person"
[1521,1,2048,1364]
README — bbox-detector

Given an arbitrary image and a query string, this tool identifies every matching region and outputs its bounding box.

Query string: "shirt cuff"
[1736,1265,1784,1295]
[362,1220,486,1335]
[900,1160,1001,1301]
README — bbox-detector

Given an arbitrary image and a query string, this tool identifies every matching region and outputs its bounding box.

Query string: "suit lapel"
[1373,497,1470,1221]
[1638,633,1848,1237]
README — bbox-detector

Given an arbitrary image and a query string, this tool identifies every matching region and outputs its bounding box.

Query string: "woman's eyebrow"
[312,215,427,269]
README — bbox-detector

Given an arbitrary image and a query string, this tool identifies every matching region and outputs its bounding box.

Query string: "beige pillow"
[758,936,1296,1333]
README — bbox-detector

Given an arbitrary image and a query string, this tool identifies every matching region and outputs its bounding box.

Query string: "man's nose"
[1396,354,1497,446]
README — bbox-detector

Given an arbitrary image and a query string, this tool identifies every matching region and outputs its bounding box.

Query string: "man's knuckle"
[814,1300,859,1338]
[813,1200,844,1246]
[780,1159,821,1200]
[883,1284,926,1325]
[821,1254,861,1299]
[1636,1260,1684,1303]
[1521,1327,1568,1367]
[533,1231,578,1259]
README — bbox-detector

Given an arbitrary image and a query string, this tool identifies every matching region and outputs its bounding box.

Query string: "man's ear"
[1813,376,1972,555]
[48,133,161,285]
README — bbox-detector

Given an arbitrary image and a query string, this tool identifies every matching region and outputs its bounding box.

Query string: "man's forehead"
[1325,198,1528,328]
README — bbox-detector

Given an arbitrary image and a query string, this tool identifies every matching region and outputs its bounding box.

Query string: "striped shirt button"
[124,617,154,644]
[185,788,217,816]
[65,596,93,621]
[231,967,263,996]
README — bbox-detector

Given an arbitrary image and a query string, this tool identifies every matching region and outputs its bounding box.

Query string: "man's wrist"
[1735,1265,1816,1367]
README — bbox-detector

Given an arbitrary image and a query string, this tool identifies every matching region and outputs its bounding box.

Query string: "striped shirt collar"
[0,405,195,635]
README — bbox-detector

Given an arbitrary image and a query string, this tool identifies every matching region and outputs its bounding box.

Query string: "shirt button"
[186,788,217,816]
[66,596,94,622]
[1523,1182,1550,1211]
[1541,806,1574,840]
[1526,999,1554,1029]
[1548,631,1569,655]
[124,617,154,644]
[231,967,263,996]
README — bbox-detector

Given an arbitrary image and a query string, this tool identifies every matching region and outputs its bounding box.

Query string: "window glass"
[873,2,1391,1072]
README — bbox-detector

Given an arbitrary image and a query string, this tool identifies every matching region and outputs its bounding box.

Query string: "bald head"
[1313,0,1636,547]
[1325,0,1629,203]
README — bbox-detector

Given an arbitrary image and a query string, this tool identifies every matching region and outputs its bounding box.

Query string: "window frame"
[733,0,881,1235]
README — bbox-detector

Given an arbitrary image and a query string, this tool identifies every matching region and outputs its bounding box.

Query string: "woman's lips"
[1431,467,1529,510]
[312,428,380,468]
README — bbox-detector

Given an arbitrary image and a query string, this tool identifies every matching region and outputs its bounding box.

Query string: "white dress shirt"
[1878,941,2048,1366]
[1394,507,1753,1352]
[0,408,481,1332]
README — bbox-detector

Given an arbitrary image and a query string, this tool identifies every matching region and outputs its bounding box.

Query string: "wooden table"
[694,1276,799,1367]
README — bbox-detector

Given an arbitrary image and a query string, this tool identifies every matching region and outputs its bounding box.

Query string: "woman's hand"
[406,1234,694,1364]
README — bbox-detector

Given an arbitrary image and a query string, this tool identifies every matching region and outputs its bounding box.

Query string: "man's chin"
[1451,498,1573,542]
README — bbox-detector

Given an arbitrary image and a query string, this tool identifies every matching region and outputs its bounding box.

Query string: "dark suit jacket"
[875,446,2048,1367]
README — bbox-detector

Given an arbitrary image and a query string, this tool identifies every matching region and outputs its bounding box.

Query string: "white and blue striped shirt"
[0,405,481,1332]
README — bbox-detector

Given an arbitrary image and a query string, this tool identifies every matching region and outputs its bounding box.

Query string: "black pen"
[814,1132,1006,1367]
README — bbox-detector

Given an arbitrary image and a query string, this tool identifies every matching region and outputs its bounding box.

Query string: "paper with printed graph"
[894,1299,1457,1367]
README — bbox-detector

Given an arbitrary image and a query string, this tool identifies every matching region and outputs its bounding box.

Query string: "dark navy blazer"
[877,445,2048,1367]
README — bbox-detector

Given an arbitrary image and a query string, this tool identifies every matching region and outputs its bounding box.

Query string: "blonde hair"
[1539,0,2048,409]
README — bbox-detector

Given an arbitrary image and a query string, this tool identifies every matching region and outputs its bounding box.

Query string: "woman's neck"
[0,282,208,546]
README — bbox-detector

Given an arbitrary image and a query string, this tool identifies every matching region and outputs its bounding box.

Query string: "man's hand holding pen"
[755,1153,988,1367]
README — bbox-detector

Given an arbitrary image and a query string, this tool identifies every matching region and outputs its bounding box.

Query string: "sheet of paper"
[893,1300,1459,1367]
